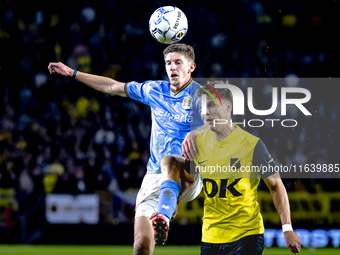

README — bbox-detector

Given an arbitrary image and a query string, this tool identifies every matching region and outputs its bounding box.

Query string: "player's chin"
[170,79,180,87]
[206,121,215,130]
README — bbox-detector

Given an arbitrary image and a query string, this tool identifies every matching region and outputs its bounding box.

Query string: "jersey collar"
[209,124,239,146]
[170,78,193,96]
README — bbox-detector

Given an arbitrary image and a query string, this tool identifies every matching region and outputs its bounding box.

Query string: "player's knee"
[161,156,179,173]
[133,235,152,255]
[161,156,178,169]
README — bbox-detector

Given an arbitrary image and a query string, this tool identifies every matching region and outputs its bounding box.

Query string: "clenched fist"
[48,62,74,77]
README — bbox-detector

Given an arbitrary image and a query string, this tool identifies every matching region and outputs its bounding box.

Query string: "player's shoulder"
[236,125,257,138]
[233,125,260,145]
[237,127,269,153]
[152,80,170,85]
[188,80,204,103]
[149,80,170,91]
[190,80,203,92]
[129,80,169,87]
[191,80,202,88]
[145,80,170,87]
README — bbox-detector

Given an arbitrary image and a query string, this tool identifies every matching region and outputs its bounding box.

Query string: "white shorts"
[135,173,202,218]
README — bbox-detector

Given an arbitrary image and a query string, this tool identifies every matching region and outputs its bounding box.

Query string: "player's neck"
[170,77,192,92]
[211,124,235,141]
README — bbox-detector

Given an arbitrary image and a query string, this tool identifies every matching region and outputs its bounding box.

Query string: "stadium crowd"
[0,0,339,225]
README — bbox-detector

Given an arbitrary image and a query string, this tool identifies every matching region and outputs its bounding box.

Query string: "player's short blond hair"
[163,43,195,62]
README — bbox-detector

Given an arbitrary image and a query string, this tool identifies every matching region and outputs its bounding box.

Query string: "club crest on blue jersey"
[182,96,192,109]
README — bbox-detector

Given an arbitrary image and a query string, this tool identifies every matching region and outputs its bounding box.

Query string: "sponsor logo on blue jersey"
[155,108,193,123]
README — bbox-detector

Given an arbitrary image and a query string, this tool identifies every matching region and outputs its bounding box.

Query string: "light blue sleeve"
[125,81,153,105]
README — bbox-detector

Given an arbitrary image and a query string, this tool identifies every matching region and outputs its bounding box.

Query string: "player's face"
[165,52,195,89]
[202,97,232,131]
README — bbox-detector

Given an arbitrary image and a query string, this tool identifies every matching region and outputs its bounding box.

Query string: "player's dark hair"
[197,81,233,105]
[163,43,195,62]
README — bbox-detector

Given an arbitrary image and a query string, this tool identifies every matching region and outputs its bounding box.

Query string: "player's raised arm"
[263,174,301,254]
[47,62,126,97]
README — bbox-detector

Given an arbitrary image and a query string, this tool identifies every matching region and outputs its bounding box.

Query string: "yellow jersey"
[194,124,274,243]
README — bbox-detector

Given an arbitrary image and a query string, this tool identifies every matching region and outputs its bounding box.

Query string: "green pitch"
[0,245,339,255]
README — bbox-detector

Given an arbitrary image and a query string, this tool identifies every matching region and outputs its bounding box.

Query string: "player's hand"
[284,231,301,254]
[182,132,197,161]
[48,62,74,77]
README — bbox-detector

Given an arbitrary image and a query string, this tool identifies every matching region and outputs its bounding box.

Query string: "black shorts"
[184,159,197,175]
[201,234,264,255]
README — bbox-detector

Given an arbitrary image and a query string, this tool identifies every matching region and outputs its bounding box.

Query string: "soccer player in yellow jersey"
[161,84,301,254]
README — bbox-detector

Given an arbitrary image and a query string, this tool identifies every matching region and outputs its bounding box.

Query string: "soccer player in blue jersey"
[48,43,204,255]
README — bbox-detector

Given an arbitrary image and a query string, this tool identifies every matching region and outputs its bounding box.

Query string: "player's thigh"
[135,173,162,212]
[134,216,154,244]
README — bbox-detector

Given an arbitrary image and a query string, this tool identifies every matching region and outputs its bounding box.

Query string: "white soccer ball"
[149,6,188,44]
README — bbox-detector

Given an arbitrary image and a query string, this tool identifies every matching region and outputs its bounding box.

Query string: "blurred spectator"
[94,125,115,145]
[18,169,34,195]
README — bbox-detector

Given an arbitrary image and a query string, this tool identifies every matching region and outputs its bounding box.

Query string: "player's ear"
[226,101,232,113]
[188,62,196,73]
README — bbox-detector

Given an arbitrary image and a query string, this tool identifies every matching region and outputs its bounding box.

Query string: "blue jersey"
[125,78,203,174]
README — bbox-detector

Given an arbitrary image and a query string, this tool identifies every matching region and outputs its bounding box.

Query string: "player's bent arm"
[263,173,301,254]
[48,62,127,97]
[263,173,291,225]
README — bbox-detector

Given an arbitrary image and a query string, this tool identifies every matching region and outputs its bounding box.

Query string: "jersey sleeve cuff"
[124,82,130,98]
